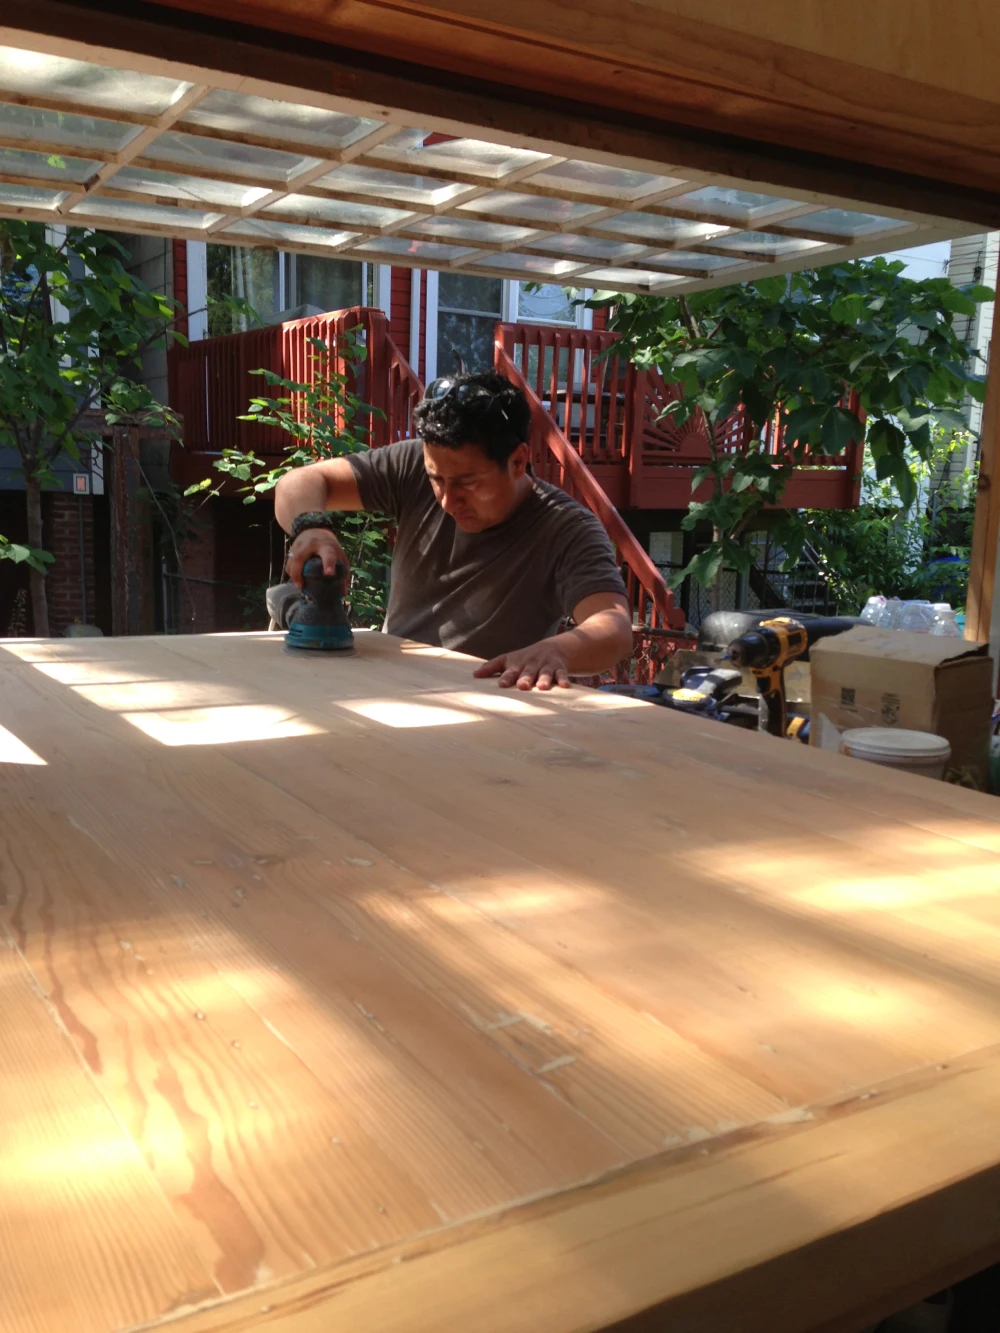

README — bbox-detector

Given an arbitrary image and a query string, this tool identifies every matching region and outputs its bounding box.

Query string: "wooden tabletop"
[3,630,1000,1333]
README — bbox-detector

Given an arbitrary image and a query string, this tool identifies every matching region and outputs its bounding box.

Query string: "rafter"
[60,84,211,214]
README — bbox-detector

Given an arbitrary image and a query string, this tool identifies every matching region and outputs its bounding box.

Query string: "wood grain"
[3,631,1000,1331]
[0,941,217,1333]
[116,1053,1000,1333]
[967,337,1000,647]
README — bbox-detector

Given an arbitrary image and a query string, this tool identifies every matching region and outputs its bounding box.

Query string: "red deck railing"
[497,322,864,512]
[168,307,421,480]
[496,345,685,630]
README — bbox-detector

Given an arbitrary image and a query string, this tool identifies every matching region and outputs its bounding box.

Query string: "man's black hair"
[413,370,531,468]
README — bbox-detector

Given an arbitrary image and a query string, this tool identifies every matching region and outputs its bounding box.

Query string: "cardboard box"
[809,626,994,789]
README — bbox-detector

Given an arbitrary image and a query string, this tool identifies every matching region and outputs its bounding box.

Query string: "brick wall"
[176,509,216,633]
[172,239,189,338]
[45,492,97,636]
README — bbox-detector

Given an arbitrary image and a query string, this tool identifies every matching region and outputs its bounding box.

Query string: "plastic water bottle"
[899,600,936,632]
[930,604,961,636]
[878,598,904,629]
[860,595,886,625]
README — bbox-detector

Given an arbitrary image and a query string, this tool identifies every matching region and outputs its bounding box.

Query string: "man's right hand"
[286,528,349,587]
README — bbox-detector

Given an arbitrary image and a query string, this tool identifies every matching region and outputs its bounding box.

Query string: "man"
[274,370,633,690]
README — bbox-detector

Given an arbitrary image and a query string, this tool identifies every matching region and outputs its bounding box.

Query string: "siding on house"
[949,231,999,451]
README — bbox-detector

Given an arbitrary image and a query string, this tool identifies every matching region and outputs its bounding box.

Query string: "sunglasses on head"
[423,377,509,419]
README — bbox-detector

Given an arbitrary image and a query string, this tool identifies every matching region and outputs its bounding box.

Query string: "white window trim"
[501,280,519,324]
[186,240,208,341]
[424,269,440,383]
[409,268,422,377]
[373,264,392,318]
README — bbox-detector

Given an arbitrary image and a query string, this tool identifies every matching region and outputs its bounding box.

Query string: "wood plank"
[966,336,1000,648]
[115,1053,1000,1333]
[0,660,650,1257]
[5,632,1000,1332]
[0,653,783,1158]
[14,636,1000,1111]
[0,940,217,1333]
[139,638,1000,1085]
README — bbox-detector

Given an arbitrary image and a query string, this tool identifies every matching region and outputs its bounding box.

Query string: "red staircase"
[168,306,865,678]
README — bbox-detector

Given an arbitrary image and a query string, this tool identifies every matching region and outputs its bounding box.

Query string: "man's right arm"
[274,458,364,586]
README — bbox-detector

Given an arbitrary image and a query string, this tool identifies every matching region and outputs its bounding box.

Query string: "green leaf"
[0,540,55,571]
[820,406,863,453]
[782,402,827,445]
[939,287,977,317]
[682,546,724,589]
[830,294,865,324]
[751,276,787,303]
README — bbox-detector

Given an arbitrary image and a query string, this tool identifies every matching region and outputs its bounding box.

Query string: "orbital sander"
[271,556,355,654]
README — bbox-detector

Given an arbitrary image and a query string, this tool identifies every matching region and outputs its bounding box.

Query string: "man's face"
[423,441,529,533]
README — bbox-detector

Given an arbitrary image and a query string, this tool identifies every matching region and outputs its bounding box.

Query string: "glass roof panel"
[795,208,915,238]
[528,160,686,199]
[0,181,64,209]
[218,217,359,248]
[369,130,548,179]
[458,192,605,224]
[0,103,139,153]
[585,267,685,289]
[704,231,832,257]
[407,215,535,245]
[109,167,274,210]
[662,186,801,222]
[646,250,748,271]
[530,234,651,261]
[181,90,382,151]
[0,41,958,298]
[350,237,472,262]
[0,46,191,116]
[476,252,590,277]
[264,194,412,229]
[0,147,99,184]
[142,131,320,183]
[313,164,470,207]
[596,213,733,243]
[69,196,223,229]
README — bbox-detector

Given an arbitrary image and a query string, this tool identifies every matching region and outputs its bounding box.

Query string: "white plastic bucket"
[840,727,951,780]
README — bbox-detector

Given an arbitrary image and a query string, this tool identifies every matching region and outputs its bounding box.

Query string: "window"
[436,273,504,377]
[288,253,363,315]
[205,245,378,336]
[206,245,281,336]
[516,283,580,326]
[433,278,591,380]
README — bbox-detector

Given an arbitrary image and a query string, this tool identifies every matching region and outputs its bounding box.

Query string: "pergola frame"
[1,0,998,653]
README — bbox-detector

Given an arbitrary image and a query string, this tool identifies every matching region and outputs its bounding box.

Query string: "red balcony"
[497,323,864,513]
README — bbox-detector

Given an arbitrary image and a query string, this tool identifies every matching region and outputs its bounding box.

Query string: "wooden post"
[109,422,152,636]
[965,338,999,647]
[626,365,647,509]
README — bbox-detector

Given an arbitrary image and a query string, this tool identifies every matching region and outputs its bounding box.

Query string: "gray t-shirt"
[348,439,627,659]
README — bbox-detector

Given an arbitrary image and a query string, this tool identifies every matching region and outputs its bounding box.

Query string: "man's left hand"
[474,641,571,691]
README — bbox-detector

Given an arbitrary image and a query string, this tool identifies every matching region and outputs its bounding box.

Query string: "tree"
[186,331,391,627]
[596,259,992,589]
[0,222,181,634]
[807,429,977,613]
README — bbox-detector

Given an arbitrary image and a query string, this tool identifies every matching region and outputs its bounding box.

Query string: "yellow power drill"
[727,616,855,738]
